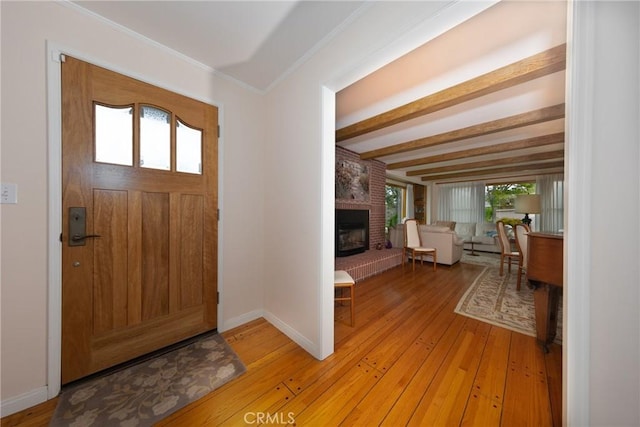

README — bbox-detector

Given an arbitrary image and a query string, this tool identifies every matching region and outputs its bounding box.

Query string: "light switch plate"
[1,183,18,204]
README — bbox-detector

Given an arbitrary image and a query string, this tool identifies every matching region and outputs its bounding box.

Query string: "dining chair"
[513,223,531,290]
[403,218,437,272]
[496,220,520,276]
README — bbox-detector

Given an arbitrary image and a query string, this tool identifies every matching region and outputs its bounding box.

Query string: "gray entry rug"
[51,333,246,427]
[455,266,563,344]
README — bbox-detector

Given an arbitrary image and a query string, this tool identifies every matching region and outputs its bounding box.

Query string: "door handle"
[68,207,101,246]
[71,234,102,242]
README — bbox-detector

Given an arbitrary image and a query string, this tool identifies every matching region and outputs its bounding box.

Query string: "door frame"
[45,41,225,398]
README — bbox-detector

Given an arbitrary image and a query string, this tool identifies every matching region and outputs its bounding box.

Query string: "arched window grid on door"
[93,103,203,175]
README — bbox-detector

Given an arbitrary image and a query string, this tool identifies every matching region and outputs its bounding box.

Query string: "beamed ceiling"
[335,1,567,186]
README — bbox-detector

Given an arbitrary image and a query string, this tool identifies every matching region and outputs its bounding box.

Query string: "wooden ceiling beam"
[336,43,566,142]
[419,160,564,181]
[406,150,564,176]
[360,104,565,160]
[387,132,564,169]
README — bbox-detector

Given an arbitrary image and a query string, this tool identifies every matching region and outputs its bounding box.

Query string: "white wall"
[572,1,639,424]
[0,0,265,412]
[261,0,497,359]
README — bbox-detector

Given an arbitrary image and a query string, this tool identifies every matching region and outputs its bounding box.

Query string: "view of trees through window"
[384,182,535,226]
[485,182,535,222]
[385,185,403,229]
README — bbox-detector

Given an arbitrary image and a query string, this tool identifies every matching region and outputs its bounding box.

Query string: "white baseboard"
[263,311,319,359]
[1,386,49,418]
[222,310,320,359]
[220,309,265,333]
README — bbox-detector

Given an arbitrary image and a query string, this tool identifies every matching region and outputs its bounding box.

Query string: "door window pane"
[95,104,133,166]
[140,105,170,170]
[176,119,202,174]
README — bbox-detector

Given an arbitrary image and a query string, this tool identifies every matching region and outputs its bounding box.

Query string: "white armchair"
[419,225,464,265]
[389,224,463,265]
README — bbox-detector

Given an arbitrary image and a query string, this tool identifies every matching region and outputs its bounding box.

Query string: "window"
[536,174,564,232]
[385,184,405,229]
[94,104,133,166]
[485,182,535,223]
[140,105,171,170]
[94,103,205,175]
[438,179,561,232]
[438,182,485,224]
[176,119,202,174]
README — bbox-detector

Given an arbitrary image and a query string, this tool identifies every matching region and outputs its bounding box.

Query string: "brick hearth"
[335,248,403,283]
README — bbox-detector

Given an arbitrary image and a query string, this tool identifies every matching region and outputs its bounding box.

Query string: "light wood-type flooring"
[2,260,562,426]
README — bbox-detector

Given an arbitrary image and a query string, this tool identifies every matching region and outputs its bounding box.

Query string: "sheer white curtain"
[405,184,414,220]
[437,181,485,223]
[536,174,564,232]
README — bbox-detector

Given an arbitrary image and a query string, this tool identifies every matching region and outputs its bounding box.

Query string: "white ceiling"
[70,0,365,92]
[69,0,567,186]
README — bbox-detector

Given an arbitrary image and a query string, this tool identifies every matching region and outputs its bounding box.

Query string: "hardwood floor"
[2,260,562,426]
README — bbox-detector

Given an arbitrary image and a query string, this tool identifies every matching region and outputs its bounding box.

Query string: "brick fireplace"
[335,146,403,282]
[335,146,386,251]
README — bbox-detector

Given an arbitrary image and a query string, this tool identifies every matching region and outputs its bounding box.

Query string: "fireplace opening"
[336,209,369,257]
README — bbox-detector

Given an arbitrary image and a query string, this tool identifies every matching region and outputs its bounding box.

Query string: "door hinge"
[217,125,220,138]
[59,233,63,242]
[217,291,220,304]
[217,208,220,221]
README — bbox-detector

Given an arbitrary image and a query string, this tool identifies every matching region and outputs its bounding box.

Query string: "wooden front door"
[61,56,218,384]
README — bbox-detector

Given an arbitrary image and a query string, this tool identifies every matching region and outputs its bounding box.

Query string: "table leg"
[469,241,479,256]
[533,282,560,352]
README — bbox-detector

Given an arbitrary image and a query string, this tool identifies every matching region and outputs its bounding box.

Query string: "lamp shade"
[515,194,541,214]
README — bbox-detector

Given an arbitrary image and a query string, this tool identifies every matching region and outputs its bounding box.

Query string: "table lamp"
[514,194,541,226]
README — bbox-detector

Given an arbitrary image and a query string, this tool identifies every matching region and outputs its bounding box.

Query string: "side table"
[464,239,479,256]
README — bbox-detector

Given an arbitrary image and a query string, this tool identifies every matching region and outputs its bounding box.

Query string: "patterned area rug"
[460,251,502,267]
[51,333,246,426]
[455,266,563,344]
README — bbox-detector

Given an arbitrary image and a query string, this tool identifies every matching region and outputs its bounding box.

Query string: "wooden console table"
[526,232,563,351]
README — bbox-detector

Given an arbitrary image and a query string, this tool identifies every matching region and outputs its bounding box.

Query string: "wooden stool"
[334,270,355,326]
